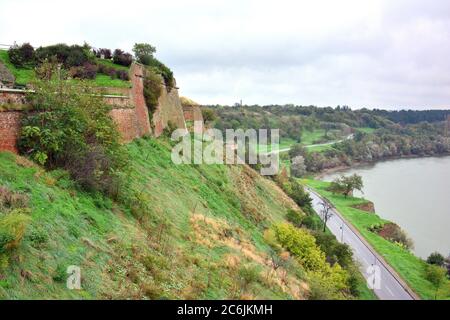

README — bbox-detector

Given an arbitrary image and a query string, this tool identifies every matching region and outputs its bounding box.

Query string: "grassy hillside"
[303,179,450,300]
[0,137,314,299]
[0,50,34,85]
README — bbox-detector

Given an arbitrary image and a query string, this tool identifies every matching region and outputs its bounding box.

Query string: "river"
[321,156,450,259]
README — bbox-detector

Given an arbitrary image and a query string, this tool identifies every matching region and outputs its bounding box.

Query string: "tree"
[319,201,333,232]
[201,108,217,124]
[285,178,313,215]
[288,143,307,159]
[427,252,445,267]
[19,79,128,196]
[8,42,35,67]
[286,209,303,228]
[328,174,364,197]
[291,156,307,178]
[112,49,133,67]
[133,43,156,65]
[425,264,447,299]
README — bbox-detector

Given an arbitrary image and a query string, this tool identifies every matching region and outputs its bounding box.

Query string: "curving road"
[306,188,417,300]
[264,134,354,155]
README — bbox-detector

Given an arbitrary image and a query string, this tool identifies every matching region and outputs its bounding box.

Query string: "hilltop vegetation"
[0,43,130,88]
[0,42,175,91]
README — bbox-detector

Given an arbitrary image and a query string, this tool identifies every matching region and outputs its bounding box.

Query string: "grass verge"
[303,178,450,300]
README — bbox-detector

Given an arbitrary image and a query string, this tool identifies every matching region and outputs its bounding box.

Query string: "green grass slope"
[0,50,34,86]
[0,137,311,299]
[303,179,450,300]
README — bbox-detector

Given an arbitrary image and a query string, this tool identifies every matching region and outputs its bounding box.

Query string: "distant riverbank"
[320,156,450,259]
[315,153,450,180]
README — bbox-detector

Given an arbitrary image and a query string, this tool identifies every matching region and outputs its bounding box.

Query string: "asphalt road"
[306,189,415,300]
[265,134,354,155]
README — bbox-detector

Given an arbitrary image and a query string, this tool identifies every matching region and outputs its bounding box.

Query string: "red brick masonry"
[0,111,21,153]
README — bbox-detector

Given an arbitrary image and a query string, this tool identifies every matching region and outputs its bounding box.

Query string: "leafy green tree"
[201,108,217,124]
[427,252,445,267]
[328,174,363,197]
[286,209,303,227]
[133,43,156,65]
[284,178,313,215]
[288,143,307,159]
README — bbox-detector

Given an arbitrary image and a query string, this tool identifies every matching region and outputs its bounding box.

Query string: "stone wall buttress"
[129,63,152,137]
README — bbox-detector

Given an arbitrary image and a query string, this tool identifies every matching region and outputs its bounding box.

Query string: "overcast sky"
[1,0,450,109]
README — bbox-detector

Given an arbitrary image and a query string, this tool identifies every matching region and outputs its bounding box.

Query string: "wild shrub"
[301,215,320,231]
[0,186,29,210]
[34,57,62,81]
[8,43,35,67]
[94,48,112,59]
[426,252,445,267]
[115,69,129,81]
[272,223,326,271]
[237,264,261,291]
[52,263,67,282]
[35,44,91,68]
[143,68,163,117]
[25,226,49,248]
[312,231,353,269]
[141,282,165,299]
[96,63,129,81]
[69,62,98,80]
[271,223,349,298]
[282,178,313,215]
[112,49,133,67]
[373,222,414,250]
[162,121,178,137]
[425,264,447,299]
[0,210,31,252]
[145,58,175,89]
[18,79,128,196]
[285,209,303,228]
[201,108,217,124]
[97,63,116,77]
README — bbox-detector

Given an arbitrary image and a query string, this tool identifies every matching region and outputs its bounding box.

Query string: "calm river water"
[321,156,450,259]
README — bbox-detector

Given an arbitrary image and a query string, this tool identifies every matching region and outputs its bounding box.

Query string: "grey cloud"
[1,0,450,109]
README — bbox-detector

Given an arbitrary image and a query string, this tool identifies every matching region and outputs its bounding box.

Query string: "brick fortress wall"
[0,63,189,153]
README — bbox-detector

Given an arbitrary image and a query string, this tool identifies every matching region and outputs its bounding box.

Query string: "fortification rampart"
[0,63,188,153]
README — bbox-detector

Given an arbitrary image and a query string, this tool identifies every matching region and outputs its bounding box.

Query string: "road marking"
[362,257,369,265]
[386,286,394,296]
